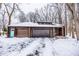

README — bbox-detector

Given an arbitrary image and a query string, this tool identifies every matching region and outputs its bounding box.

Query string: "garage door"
[16,28,29,37]
[32,27,50,37]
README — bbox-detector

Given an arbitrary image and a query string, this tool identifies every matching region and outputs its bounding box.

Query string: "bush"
[3,27,7,32]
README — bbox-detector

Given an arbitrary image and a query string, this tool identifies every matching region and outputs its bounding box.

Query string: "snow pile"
[0,37,30,45]
[0,37,35,56]
[0,37,79,56]
[53,39,79,56]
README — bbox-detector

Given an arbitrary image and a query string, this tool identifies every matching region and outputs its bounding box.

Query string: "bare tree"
[15,4,28,22]
[35,9,41,22]
[0,3,2,9]
[66,3,75,38]
[18,13,26,22]
[48,3,63,24]
[0,11,6,32]
[4,3,16,25]
[66,3,79,40]
[55,3,62,24]
[64,4,67,35]
[0,4,7,35]
[75,4,79,40]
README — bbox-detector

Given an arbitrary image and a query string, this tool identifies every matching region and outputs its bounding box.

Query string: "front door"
[10,27,15,38]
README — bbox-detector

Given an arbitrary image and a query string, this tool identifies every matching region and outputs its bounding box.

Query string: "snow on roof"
[8,22,64,27]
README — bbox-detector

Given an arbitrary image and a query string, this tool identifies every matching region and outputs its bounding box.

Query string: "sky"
[11,3,48,24]
[19,3,47,14]
[1,0,79,3]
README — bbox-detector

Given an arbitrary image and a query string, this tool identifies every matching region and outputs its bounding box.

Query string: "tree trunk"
[65,4,67,35]
[8,16,11,25]
[74,4,79,40]
[59,14,62,24]
[66,3,75,38]
[72,19,75,38]
[69,17,72,36]
[0,3,2,9]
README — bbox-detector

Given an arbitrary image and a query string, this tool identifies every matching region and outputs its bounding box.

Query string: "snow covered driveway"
[0,37,79,56]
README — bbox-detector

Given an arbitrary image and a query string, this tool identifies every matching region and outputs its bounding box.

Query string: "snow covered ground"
[0,37,79,56]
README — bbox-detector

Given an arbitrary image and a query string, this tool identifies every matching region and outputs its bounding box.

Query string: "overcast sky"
[1,0,79,3]
[11,3,48,24]
[19,3,47,14]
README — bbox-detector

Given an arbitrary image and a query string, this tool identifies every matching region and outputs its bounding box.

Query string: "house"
[8,22,65,38]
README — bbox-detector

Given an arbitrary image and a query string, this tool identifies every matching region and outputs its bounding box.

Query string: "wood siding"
[8,26,65,37]
[16,27,29,37]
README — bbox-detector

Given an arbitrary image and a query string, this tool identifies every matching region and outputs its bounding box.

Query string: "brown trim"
[28,27,31,37]
[52,27,55,37]
[30,28,32,37]
[49,28,52,37]
[14,27,17,37]
[63,26,65,36]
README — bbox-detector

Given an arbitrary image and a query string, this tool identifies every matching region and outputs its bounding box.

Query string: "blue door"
[10,28,15,38]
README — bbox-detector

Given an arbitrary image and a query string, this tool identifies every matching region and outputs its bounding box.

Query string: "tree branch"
[10,3,15,16]
[4,3,10,16]
[66,3,73,14]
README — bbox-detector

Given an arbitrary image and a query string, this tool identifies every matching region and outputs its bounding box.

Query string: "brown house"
[8,22,65,38]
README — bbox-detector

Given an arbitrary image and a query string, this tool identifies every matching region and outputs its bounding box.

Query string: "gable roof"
[8,22,64,27]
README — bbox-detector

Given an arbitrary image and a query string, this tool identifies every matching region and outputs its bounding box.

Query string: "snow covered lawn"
[0,37,79,56]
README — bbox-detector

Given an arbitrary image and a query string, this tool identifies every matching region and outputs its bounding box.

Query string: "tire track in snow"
[18,38,42,56]
[2,38,36,56]
[49,38,58,56]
